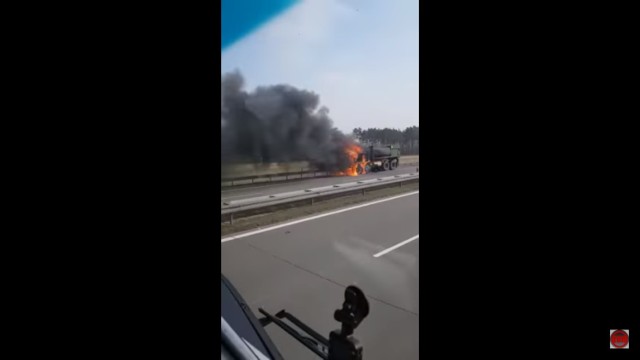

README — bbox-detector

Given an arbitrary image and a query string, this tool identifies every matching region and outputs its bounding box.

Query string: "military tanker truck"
[356,145,401,174]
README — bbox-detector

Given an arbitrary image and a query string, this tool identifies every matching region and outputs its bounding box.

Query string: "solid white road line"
[373,235,419,258]
[221,191,419,243]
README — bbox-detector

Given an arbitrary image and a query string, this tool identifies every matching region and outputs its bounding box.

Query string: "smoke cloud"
[221,70,354,171]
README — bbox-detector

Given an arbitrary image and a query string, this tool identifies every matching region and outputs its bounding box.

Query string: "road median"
[221,180,418,237]
[221,156,419,187]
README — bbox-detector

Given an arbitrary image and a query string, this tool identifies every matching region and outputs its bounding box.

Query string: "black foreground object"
[221,274,284,360]
[258,285,370,360]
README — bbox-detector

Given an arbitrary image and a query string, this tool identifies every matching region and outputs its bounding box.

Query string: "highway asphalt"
[221,164,419,203]
[221,191,419,360]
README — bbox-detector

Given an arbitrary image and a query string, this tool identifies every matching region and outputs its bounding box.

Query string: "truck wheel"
[389,159,398,170]
[382,161,390,171]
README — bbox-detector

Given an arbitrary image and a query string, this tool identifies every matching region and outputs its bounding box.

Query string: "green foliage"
[352,126,419,155]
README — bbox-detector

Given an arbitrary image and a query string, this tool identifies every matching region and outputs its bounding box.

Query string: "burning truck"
[338,144,401,176]
[221,71,401,178]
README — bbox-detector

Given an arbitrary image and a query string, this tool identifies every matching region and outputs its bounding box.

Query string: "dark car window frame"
[221,274,284,360]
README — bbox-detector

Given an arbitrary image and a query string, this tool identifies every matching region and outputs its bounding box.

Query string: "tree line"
[351,126,419,155]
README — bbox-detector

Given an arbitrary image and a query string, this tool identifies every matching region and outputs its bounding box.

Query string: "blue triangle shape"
[222,0,300,50]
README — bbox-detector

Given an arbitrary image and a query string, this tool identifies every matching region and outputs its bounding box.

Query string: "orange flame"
[334,143,367,176]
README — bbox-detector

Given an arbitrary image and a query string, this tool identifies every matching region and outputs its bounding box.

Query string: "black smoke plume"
[221,70,354,171]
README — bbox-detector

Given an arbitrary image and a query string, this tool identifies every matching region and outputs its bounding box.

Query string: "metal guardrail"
[221,169,329,186]
[221,157,420,187]
[221,172,419,223]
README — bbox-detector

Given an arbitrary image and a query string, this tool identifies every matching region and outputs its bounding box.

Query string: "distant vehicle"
[356,145,401,174]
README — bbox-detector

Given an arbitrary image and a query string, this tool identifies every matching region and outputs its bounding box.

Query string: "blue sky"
[221,0,419,134]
